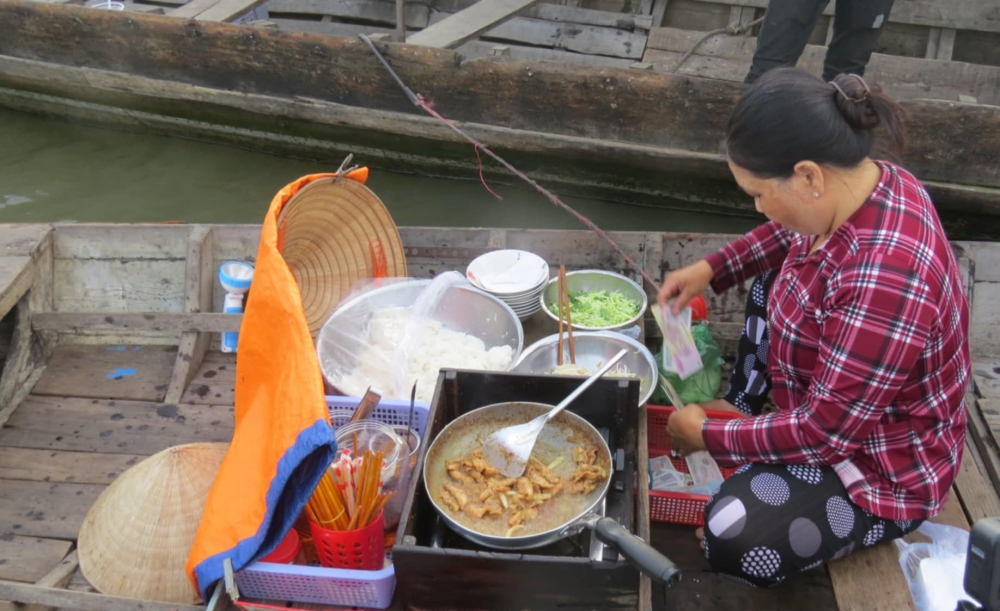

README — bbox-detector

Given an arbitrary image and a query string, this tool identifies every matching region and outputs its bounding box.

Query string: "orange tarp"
[186,170,368,598]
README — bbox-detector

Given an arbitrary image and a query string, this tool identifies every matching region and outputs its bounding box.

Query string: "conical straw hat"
[78,443,229,604]
[277,177,407,337]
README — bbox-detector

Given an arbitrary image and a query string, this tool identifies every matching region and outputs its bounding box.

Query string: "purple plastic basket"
[233,396,430,609]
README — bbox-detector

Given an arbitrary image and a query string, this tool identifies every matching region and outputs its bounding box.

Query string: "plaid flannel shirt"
[702,161,970,520]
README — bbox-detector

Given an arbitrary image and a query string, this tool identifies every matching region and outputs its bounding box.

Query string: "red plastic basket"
[309,510,386,571]
[646,404,744,526]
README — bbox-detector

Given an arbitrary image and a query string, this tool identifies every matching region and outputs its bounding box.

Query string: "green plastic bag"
[651,323,723,405]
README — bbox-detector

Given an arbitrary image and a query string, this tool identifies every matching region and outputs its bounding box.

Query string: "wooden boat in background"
[1,0,1000,238]
[0,222,998,611]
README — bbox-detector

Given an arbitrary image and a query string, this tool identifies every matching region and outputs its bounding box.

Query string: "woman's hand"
[658,260,714,315]
[667,404,708,456]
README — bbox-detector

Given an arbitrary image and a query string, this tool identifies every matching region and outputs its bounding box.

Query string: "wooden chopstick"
[557,267,564,366]
[565,272,575,365]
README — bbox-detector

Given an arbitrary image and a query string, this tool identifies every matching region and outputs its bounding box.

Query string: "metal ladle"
[482,349,628,477]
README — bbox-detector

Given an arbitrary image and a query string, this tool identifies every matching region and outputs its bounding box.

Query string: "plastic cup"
[380,426,421,532]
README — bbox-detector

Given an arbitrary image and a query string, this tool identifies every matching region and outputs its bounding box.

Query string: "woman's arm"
[705,222,795,294]
[700,252,938,466]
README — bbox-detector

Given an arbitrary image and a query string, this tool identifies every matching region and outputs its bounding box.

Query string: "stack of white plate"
[467,250,549,320]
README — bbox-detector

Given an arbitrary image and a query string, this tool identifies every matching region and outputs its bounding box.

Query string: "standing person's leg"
[745,0,830,84]
[823,0,895,81]
[718,271,778,416]
[702,464,922,586]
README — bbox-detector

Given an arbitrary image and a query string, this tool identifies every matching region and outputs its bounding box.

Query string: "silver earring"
[813,192,820,198]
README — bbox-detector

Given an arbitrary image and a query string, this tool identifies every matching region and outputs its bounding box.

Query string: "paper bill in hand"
[660,303,704,380]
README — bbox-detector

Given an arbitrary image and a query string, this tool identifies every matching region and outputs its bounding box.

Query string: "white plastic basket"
[233,395,430,609]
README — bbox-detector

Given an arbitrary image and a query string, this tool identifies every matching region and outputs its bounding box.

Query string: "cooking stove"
[392,370,648,611]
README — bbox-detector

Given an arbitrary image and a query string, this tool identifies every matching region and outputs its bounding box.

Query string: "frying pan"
[423,401,682,586]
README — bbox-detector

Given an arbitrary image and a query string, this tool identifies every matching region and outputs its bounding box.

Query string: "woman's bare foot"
[696,526,705,550]
[700,399,740,414]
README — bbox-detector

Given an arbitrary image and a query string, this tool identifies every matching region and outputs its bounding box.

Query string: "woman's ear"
[792,161,825,197]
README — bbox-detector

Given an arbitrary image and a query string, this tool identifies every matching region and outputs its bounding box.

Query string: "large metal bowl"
[539,270,647,332]
[512,331,658,406]
[317,279,524,397]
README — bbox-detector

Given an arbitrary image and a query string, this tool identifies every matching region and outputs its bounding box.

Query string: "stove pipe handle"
[592,517,682,587]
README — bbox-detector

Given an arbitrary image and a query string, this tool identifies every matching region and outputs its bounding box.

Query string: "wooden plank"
[0,581,203,611]
[0,226,52,257]
[406,0,546,48]
[646,26,1000,105]
[479,17,647,59]
[270,18,398,36]
[32,312,242,334]
[456,39,636,67]
[650,522,839,610]
[687,0,1000,34]
[0,536,72,583]
[195,0,269,21]
[32,344,176,403]
[978,397,1000,453]
[51,225,188,261]
[925,27,941,60]
[19,549,80,611]
[0,302,35,423]
[52,259,184,313]
[649,0,668,28]
[266,0,431,28]
[955,437,1000,523]
[937,27,957,61]
[166,227,215,404]
[525,3,653,29]
[179,351,235,405]
[0,447,144,485]
[169,0,222,18]
[966,392,1000,500]
[34,549,78,589]
[661,0,729,31]
[0,396,234,456]
[636,406,651,611]
[0,257,34,321]
[395,0,406,41]
[0,479,104,540]
[828,488,968,611]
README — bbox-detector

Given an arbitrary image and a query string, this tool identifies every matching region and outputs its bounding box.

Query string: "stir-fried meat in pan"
[440,443,607,535]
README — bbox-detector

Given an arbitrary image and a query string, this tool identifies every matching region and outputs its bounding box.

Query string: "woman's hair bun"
[831,73,881,131]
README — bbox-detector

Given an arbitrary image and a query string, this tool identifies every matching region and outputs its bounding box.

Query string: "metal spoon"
[482,349,628,478]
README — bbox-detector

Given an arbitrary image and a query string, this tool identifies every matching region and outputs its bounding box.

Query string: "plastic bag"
[316,271,518,404]
[651,323,723,405]
[896,522,976,611]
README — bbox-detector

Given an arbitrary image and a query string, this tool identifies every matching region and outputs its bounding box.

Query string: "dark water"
[0,109,759,233]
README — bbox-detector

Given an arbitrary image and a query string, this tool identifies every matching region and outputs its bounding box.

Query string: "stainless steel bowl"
[512,331,658,406]
[317,279,524,396]
[539,270,647,331]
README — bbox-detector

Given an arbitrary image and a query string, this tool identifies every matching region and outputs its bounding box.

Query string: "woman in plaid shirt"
[660,67,971,587]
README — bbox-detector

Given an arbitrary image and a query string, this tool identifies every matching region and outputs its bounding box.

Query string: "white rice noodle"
[334,307,514,403]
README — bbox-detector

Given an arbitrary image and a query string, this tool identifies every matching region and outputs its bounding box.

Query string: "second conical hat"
[277,177,407,336]
[77,442,229,604]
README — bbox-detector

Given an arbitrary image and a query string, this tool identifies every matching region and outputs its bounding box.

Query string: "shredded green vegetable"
[548,290,641,327]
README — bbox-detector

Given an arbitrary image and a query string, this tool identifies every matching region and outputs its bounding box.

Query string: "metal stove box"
[392,369,652,611]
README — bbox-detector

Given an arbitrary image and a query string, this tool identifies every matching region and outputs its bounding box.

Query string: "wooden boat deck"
[1,223,999,611]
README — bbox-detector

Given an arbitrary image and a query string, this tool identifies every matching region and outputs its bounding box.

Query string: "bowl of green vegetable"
[539,270,647,331]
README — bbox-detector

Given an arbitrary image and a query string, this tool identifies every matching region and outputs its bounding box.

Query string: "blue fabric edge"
[193,418,337,600]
